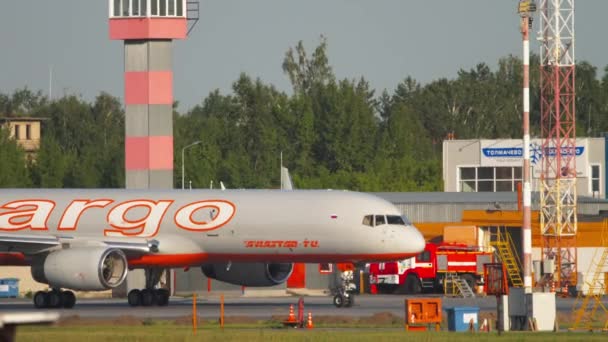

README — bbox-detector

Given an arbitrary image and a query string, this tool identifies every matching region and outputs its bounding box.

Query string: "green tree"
[91,93,125,187]
[575,62,603,136]
[0,128,31,187]
[30,136,69,188]
[0,88,47,117]
[282,35,334,95]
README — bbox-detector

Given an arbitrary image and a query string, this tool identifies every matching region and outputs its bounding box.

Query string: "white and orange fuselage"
[0,189,425,268]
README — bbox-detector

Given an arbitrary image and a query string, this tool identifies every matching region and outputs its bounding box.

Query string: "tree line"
[1,38,608,190]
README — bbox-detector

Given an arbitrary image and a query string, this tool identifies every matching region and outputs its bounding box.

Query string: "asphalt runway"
[1,294,599,320]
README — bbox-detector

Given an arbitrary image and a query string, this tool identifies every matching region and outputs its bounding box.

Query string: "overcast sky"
[0,1,607,111]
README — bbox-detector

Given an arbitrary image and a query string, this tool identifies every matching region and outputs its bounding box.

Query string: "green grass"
[14,325,608,342]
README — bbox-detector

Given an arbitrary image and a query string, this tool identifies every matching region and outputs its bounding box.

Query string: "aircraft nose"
[406,225,426,253]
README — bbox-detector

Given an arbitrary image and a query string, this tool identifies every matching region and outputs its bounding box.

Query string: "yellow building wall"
[2,120,42,152]
[1,267,47,294]
[415,209,607,248]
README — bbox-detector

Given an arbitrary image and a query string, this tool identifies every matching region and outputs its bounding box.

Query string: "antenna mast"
[518,0,536,293]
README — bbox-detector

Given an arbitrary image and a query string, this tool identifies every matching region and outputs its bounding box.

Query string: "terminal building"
[442,138,606,198]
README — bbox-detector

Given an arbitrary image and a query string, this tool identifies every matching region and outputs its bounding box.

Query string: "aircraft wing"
[0,234,155,256]
[0,234,60,254]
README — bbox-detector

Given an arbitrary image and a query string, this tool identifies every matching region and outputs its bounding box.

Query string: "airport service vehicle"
[369,242,493,294]
[0,189,425,308]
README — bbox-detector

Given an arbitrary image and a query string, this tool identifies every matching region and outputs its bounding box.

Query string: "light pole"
[181,141,202,190]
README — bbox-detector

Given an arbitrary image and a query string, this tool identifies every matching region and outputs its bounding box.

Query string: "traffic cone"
[480,318,489,332]
[468,318,476,333]
[286,304,296,323]
[306,312,314,329]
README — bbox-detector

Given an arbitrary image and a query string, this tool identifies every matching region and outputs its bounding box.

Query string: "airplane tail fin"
[280,166,294,190]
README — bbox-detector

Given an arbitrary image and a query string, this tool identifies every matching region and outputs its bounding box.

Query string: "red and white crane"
[538,0,577,292]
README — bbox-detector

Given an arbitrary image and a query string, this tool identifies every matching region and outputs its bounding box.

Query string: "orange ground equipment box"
[405,298,442,331]
[443,225,478,246]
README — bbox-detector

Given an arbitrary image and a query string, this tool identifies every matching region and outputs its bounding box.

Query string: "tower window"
[113,0,121,16]
[122,0,129,16]
[132,0,140,16]
[151,0,158,15]
[159,0,166,16]
[168,0,175,15]
[177,0,183,16]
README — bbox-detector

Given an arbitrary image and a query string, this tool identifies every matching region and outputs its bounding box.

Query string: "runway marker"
[192,293,197,335]
[220,294,225,330]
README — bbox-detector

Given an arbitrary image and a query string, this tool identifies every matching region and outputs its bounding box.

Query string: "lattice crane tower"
[538,0,577,290]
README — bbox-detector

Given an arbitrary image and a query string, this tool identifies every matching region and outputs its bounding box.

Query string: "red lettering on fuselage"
[0,200,56,231]
[174,200,236,231]
[0,198,236,237]
[105,200,174,238]
[242,240,319,249]
[58,199,113,230]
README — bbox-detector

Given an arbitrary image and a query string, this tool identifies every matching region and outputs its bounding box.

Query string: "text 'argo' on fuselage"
[0,199,236,237]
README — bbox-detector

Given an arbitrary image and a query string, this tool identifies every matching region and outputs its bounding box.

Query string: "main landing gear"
[33,289,76,309]
[127,288,170,307]
[127,268,170,307]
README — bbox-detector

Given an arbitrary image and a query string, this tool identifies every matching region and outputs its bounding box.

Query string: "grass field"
[14,324,608,342]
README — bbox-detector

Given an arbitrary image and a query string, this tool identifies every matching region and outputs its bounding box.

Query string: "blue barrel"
[0,278,20,298]
[446,307,479,332]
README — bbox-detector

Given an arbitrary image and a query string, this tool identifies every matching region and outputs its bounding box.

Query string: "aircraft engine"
[201,262,293,287]
[31,247,128,291]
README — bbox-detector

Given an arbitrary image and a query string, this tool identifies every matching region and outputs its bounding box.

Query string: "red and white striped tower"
[518,1,534,293]
[109,0,188,296]
[109,0,188,189]
[539,0,577,290]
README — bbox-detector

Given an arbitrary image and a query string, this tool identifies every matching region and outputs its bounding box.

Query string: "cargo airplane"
[0,189,425,308]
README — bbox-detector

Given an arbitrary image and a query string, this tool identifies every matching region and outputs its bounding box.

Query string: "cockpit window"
[402,215,412,225]
[364,214,409,227]
[387,215,406,225]
[362,215,373,227]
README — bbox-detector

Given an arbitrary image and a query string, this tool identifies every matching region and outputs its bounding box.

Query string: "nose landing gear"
[332,270,357,308]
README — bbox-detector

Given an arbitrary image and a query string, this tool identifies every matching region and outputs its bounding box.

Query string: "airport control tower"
[109,0,196,296]
[109,0,190,189]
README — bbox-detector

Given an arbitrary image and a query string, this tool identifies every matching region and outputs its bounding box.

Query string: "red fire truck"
[369,243,493,294]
